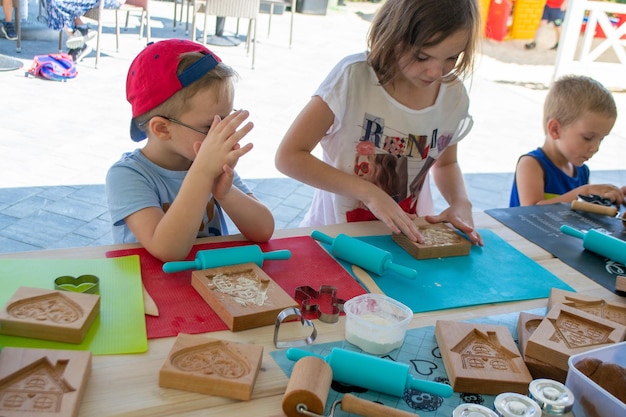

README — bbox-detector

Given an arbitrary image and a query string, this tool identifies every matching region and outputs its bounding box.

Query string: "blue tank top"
[509,148,590,207]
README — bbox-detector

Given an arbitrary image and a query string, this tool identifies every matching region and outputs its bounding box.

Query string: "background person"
[1,0,17,40]
[525,0,568,50]
[44,0,125,61]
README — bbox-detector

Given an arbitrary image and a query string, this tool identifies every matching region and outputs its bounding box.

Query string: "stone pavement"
[0,0,624,253]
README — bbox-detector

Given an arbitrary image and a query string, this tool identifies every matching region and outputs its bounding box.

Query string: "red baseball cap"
[126,39,222,141]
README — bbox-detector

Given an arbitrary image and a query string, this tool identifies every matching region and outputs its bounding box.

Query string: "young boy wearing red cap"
[106,39,274,262]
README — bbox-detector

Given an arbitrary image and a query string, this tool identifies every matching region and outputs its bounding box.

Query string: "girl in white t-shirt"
[275,0,483,246]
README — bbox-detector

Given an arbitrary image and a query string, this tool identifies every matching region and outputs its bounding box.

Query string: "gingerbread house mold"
[0,348,91,417]
[451,329,523,373]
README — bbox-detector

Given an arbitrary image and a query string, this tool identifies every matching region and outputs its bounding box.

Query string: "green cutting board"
[0,256,147,355]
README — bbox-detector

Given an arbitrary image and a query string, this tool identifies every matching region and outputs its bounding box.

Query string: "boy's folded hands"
[194,110,254,181]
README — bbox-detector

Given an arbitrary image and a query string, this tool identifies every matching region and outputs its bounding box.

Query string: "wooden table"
[1,213,621,417]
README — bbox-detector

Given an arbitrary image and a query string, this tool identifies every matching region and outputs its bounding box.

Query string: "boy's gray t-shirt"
[106,148,251,244]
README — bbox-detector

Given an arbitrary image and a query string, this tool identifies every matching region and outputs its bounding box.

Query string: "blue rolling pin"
[560,225,626,265]
[162,245,291,273]
[311,230,417,279]
[286,347,453,398]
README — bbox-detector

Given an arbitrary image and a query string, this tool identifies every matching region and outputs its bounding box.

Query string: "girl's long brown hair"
[367,0,480,86]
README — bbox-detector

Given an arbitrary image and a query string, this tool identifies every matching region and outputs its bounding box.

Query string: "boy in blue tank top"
[510,75,624,208]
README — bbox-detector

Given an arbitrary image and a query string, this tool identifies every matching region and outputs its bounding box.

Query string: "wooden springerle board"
[191,262,297,331]
[517,312,567,383]
[525,303,626,372]
[0,286,100,344]
[0,347,91,417]
[392,223,471,259]
[159,333,263,400]
[435,319,532,395]
[547,288,626,326]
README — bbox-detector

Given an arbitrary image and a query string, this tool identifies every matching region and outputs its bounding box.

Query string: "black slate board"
[485,203,626,295]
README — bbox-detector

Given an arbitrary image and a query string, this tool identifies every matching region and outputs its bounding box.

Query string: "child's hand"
[587,184,625,206]
[193,110,254,180]
[426,203,483,246]
[212,164,235,200]
[361,184,424,242]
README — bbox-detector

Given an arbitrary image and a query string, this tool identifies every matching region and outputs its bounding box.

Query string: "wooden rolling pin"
[282,356,418,417]
[286,347,453,398]
[571,200,618,217]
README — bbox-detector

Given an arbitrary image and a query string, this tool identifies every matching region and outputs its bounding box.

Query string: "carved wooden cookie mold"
[548,288,626,326]
[191,263,297,331]
[525,303,626,372]
[0,287,100,344]
[435,320,532,395]
[159,333,263,400]
[517,312,568,383]
[393,223,471,259]
[0,347,91,417]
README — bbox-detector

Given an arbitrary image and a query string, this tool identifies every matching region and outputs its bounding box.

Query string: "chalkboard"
[486,203,626,295]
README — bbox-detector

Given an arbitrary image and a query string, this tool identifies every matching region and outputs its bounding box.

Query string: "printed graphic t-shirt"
[300,52,473,227]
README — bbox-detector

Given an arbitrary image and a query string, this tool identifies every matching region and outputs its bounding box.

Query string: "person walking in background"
[106,39,274,262]
[275,0,483,246]
[509,75,624,207]
[1,0,18,40]
[525,0,568,50]
[44,0,125,62]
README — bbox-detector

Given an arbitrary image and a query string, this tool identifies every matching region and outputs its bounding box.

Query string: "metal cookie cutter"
[578,193,614,207]
[274,307,317,348]
[54,275,100,294]
[294,285,345,324]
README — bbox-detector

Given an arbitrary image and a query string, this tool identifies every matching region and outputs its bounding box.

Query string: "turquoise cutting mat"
[325,229,574,312]
[0,256,147,355]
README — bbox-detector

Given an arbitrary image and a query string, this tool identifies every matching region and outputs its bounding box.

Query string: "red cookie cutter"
[294,285,345,323]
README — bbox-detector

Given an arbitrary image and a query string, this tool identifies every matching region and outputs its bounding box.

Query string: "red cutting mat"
[106,236,367,339]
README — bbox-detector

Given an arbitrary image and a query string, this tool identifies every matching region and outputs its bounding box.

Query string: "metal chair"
[117,0,151,46]
[260,0,294,45]
[192,0,260,69]
[173,0,193,34]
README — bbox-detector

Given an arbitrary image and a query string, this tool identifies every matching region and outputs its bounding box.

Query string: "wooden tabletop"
[0,213,620,417]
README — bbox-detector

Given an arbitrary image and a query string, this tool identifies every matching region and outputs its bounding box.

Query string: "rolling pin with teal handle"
[560,225,626,265]
[162,245,291,273]
[311,230,417,279]
[286,347,453,398]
